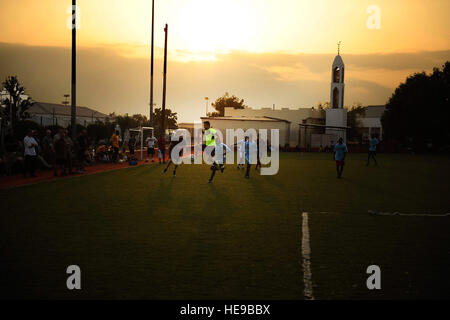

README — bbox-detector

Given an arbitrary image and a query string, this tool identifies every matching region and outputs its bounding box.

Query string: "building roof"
[363,105,385,118]
[28,102,109,118]
[201,116,291,123]
[332,54,344,67]
[298,123,350,129]
[178,122,196,129]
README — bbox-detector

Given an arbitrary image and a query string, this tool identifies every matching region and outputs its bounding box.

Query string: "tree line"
[2,60,450,152]
[0,76,178,145]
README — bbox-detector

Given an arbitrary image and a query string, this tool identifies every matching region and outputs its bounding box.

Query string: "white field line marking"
[301,212,314,300]
[368,210,450,217]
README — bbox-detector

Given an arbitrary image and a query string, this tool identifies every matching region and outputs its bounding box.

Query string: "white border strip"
[301,212,314,300]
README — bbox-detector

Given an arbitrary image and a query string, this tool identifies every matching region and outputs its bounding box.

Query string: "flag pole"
[161,24,168,138]
[70,0,77,139]
[149,0,155,128]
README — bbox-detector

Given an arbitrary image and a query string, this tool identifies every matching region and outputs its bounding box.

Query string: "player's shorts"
[204,145,215,157]
[147,147,155,155]
[336,160,345,166]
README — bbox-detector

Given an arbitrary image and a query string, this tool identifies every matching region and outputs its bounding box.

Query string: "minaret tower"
[326,42,347,141]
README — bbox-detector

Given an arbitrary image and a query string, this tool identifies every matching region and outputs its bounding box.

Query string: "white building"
[224,106,323,147]
[200,116,291,147]
[28,102,110,127]
[358,105,385,141]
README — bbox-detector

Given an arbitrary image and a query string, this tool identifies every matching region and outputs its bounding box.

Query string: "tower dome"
[330,53,345,108]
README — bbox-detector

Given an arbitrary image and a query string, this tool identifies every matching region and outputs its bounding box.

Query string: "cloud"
[0,42,448,122]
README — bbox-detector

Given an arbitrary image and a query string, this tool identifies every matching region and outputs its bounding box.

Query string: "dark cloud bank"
[0,42,448,122]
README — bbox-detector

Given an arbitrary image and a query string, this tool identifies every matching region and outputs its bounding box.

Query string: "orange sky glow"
[0,0,449,121]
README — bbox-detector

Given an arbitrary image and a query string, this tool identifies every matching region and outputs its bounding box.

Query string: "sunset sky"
[0,0,449,122]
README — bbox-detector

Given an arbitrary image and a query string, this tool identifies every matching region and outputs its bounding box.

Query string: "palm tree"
[1,76,34,130]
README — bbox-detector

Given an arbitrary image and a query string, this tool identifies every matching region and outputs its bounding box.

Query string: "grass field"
[1,153,449,299]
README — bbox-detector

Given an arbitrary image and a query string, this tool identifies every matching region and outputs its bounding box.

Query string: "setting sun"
[172,0,257,54]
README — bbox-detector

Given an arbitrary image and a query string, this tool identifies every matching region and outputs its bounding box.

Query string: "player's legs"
[245,162,251,179]
[367,151,377,166]
[367,151,371,166]
[337,161,344,178]
[220,155,226,173]
[163,159,172,173]
[372,151,378,166]
[208,162,218,183]
[237,151,244,169]
[150,148,155,162]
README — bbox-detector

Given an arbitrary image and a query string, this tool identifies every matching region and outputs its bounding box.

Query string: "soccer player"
[163,136,183,176]
[208,142,231,183]
[244,135,257,179]
[255,134,266,171]
[146,134,158,162]
[236,138,245,169]
[203,121,220,183]
[218,142,231,173]
[334,137,348,179]
[367,134,379,166]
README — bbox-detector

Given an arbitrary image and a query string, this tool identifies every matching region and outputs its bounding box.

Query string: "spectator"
[33,130,52,170]
[76,129,88,173]
[146,134,158,162]
[53,128,67,176]
[128,134,136,156]
[42,129,55,165]
[110,130,120,162]
[64,130,74,174]
[4,128,20,175]
[157,134,166,164]
[23,129,38,178]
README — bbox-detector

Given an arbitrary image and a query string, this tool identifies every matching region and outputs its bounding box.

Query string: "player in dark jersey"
[163,136,184,176]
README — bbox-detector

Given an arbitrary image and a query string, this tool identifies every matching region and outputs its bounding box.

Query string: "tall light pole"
[161,24,168,138]
[205,97,209,116]
[70,0,77,139]
[149,0,155,127]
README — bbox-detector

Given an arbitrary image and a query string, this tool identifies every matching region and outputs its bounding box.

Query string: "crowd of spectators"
[0,128,94,178]
[0,127,170,178]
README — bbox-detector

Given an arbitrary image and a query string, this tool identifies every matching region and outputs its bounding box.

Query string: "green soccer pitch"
[1,153,449,299]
